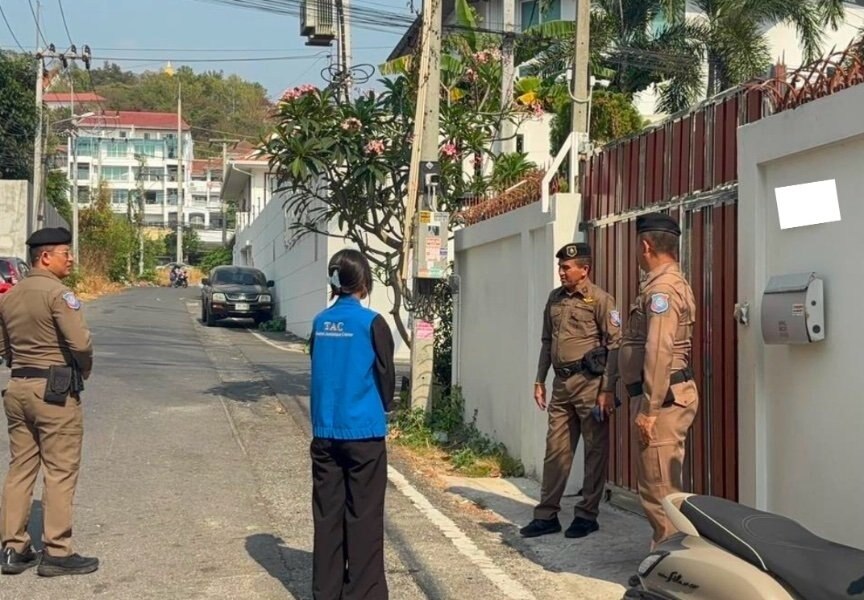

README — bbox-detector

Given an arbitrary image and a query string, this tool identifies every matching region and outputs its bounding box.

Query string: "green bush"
[258,316,287,332]
[390,387,525,478]
[199,245,233,272]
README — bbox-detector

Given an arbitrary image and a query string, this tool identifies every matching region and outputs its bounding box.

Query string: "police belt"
[10,367,52,379]
[625,367,693,398]
[554,359,593,380]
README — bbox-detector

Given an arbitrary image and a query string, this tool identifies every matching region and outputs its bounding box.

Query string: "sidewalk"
[441,475,651,598]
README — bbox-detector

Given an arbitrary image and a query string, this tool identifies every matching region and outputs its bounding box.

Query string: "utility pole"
[402,0,443,411]
[499,0,516,155]
[570,0,591,187]
[335,0,353,99]
[70,74,78,261]
[176,82,184,264]
[209,137,239,245]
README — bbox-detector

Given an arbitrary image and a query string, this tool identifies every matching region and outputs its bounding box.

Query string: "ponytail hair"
[327,249,373,300]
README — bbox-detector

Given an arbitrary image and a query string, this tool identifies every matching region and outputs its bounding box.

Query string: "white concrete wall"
[760,4,864,70]
[233,189,410,360]
[738,82,864,548]
[0,181,29,259]
[516,113,554,169]
[453,193,582,482]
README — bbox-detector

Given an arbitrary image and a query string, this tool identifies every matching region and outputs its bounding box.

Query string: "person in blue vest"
[309,248,395,600]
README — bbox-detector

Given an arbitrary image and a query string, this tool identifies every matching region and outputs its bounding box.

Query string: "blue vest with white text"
[310,296,386,440]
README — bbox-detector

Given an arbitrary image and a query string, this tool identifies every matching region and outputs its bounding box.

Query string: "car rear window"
[0,261,13,278]
[212,269,266,286]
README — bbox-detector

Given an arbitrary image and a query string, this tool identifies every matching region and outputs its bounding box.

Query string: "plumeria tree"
[264,36,533,345]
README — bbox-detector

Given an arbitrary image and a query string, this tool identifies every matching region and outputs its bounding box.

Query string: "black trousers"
[311,437,388,600]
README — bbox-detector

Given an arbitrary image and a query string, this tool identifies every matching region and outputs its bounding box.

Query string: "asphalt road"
[0,287,585,600]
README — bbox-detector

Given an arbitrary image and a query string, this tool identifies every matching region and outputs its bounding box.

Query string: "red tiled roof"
[191,159,220,176]
[44,92,106,104]
[79,111,190,131]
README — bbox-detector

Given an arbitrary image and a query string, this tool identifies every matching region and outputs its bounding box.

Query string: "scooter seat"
[681,495,864,600]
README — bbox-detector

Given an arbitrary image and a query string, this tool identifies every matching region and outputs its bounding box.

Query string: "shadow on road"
[246,533,313,599]
[202,381,274,403]
[27,500,44,549]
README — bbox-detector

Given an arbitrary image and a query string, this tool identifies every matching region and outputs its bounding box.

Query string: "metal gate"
[580,88,763,500]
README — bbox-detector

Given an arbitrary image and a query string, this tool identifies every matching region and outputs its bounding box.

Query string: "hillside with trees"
[58,62,275,156]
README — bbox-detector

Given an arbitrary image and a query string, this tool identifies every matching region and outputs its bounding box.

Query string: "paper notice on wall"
[774,179,842,230]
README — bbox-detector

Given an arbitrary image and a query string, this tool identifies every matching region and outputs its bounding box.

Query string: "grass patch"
[389,387,525,478]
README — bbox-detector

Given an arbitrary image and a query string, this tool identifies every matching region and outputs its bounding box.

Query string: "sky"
[0,0,416,99]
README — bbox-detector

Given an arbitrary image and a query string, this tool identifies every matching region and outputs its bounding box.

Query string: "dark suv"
[201,266,275,327]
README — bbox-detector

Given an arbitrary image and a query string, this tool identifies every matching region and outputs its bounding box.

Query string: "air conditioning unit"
[301,0,336,42]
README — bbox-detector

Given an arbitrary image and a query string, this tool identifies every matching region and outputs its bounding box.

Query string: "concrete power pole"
[403,0,443,411]
[32,56,44,234]
[209,138,239,245]
[176,82,184,263]
[570,0,591,184]
[499,0,516,155]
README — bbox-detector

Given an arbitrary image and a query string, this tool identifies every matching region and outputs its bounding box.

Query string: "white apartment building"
[67,111,230,241]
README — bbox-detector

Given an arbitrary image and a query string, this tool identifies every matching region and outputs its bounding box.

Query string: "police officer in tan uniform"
[0,227,99,577]
[619,213,699,547]
[520,243,621,539]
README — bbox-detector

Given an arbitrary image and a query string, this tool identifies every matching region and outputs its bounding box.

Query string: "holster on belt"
[44,366,74,406]
[625,367,694,402]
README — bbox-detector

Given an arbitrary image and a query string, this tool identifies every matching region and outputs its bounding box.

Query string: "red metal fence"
[581,88,764,501]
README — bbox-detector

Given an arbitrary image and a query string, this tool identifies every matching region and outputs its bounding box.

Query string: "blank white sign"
[774,179,842,230]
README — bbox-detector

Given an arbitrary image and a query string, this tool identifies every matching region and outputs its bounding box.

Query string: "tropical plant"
[266,2,525,345]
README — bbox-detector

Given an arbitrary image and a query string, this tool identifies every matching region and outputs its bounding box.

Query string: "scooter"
[172,271,188,288]
[626,493,864,600]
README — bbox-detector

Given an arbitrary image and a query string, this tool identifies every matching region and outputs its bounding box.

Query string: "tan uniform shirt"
[619,262,695,416]
[0,270,93,377]
[536,279,622,392]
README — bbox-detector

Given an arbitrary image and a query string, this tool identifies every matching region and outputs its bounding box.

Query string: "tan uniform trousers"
[535,373,608,521]
[0,378,83,556]
[631,391,698,544]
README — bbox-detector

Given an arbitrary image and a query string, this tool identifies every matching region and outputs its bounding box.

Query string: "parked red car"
[0,257,29,294]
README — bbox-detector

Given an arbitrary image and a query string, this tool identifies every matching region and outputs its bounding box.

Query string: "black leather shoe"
[1,545,40,574]
[565,516,600,538]
[37,553,99,577]
[519,517,562,538]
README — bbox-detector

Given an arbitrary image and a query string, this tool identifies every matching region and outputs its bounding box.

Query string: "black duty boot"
[37,553,99,577]
[565,516,600,538]
[519,517,562,538]
[1,546,40,574]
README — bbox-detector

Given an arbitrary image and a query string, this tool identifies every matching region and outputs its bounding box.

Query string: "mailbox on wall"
[761,272,825,345]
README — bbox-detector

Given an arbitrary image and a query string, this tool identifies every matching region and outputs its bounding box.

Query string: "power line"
[91,52,329,63]
[2,44,396,52]
[57,0,73,46]
[0,3,25,51]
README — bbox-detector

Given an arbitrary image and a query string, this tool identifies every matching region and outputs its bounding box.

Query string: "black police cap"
[26,227,72,248]
[555,242,591,260]
[636,212,681,237]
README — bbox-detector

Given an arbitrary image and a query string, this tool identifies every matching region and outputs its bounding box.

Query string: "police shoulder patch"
[610,309,621,327]
[62,290,81,311]
[649,293,670,314]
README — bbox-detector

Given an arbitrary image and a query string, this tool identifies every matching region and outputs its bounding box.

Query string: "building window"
[111,189,128,205]
[144,191,162,205]
[119,131,128,139]
[102,166,129,181]
[521,0,561,31]
[166,190,178,205]
[143,133,151,140]
[75,137,95,157]
[192,194,207,206]
[76,163,90,180]
[75,186,90,204]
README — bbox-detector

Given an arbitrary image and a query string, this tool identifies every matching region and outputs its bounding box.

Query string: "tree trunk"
[388,270,412,347]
